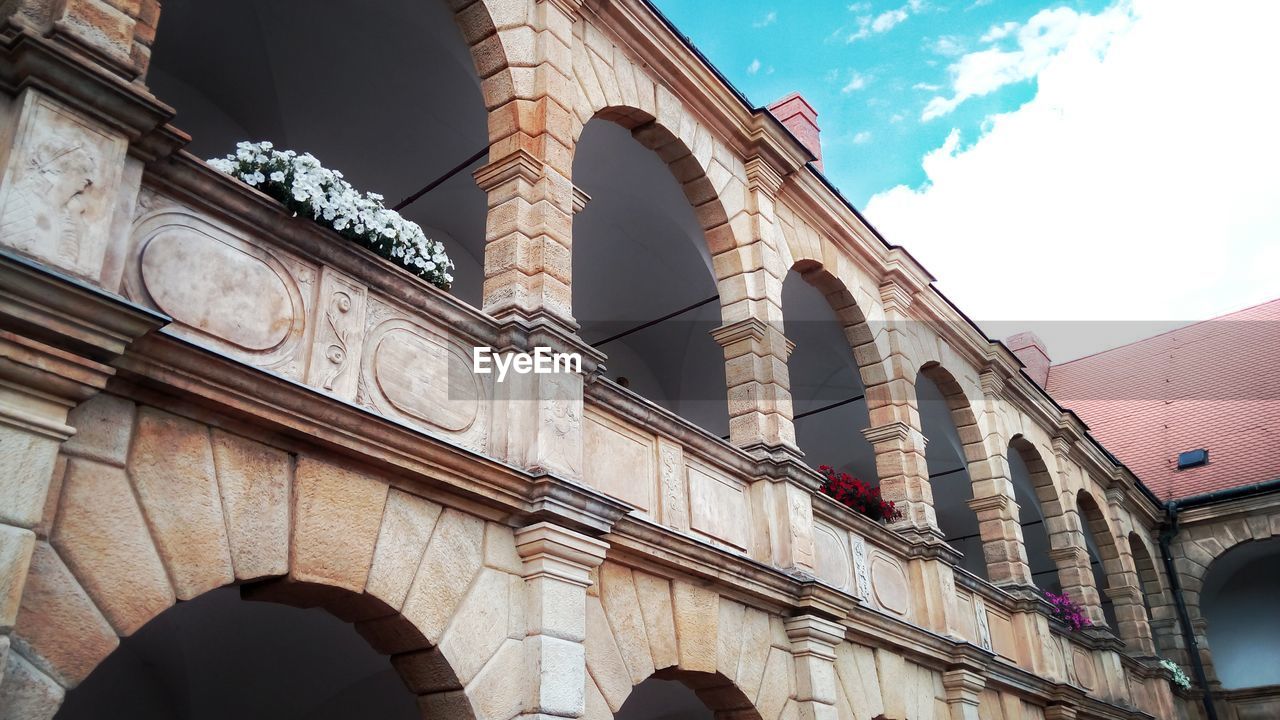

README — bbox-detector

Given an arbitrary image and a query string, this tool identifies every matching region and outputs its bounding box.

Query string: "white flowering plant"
[208,141,454,290]
[1158,658,1191,690]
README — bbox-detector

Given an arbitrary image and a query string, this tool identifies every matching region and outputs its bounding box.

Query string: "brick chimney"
[1005,332,1052,388]
[767,93,822,171]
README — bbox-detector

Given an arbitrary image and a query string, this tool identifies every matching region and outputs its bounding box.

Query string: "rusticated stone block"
[672,580,718,673]
[584,594,631,711]
[598,563,654,684]
[0,424,60,529]
[51,458,172,635]
[11,542,117,688]
[438,569,511,685]
[0,525,36,630]
[366,490,442,609]
[290,457,389,593]
[210,430,290,581]
[633,571,678,670]
[401,508,484,644]
[0,649,65,720]
[129,408,233,599]
[61,394,135,466]
[464,637,525,720]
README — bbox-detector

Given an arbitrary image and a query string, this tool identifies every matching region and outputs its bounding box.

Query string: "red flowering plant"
[816,465,902,523]
[1043,591,1092,632]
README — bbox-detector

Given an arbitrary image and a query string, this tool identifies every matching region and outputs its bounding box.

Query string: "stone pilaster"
[712,156,797,460]
[862,420,936,536]
[751,477,816,573]
[514,521,609,719]
[968,369,1032,587]
[784,615,844,720]
[941,667,986,720]
[0,253,164,690]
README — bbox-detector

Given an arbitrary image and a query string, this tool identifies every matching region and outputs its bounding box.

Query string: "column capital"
[862,421,914,445]
[784,614,845,660]
[514,522,609,587]
[571,185,592,215]
[745,156,786,197]
[473,148,544,191]
[942,667,987,697]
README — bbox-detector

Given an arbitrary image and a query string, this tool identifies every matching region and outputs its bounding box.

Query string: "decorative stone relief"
[656,437,689,529]
[686,459,751,551]
[870,551,909,616]
[812,522,850,592]
[851,533,871,601]
[127,207,308,371]
[0,90,127,280]
[305,267,367,400]
[358,304,489,453]
[972,595,993,651]
[787,485,815,570]
[1072,648,1096,690]
[539,371,583,477]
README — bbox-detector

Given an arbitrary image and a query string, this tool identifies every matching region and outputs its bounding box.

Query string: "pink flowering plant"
[1044,590,1092,632]
[817,465,902,523]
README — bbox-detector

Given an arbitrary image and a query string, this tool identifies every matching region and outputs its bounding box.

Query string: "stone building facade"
[0,0,1260,718]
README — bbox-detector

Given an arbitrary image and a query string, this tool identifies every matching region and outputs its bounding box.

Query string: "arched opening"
[1201,536,1280,689]
[1075,491,1120,628]
[615,670,762,720]
[1127,532,1163,626]
[148,0,491,304]
[1009,436,1059,592]
[572,114,728,436]
[782,263,878,485]
[55,580,472,719]
[916,364,987,579]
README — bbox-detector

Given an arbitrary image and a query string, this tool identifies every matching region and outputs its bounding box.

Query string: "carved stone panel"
[870,551,910,617]
[127,207,308,373]
[851,533,871,601]
[0,90,127,281]
[812,522,851,592]
[686,459,750,551]
[305,267,367,400]
[359,304,490,453]
[657,436,689,530]
[972,595,993,651]
[1072,647,1097,691]
[583,410,654,511]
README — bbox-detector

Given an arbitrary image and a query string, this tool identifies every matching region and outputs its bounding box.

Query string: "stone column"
[1103,489,1156,656]
[514,521,609,719]
[967,369,1032,587]
[1049,438,1106,625]
[476,0,582,332]
[941,666,986,720]
[0,255,164,697]
[712,157,797,461]
[862,276,936,536]
[784,615,844,720]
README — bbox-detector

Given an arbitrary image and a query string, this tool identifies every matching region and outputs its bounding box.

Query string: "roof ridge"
[1051,295,1280,369]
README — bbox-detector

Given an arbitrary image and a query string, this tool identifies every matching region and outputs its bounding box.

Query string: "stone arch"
[1009,434,1066,592]
[788,259,887,392]
[1074,489,1128,629]
[585,562,794,720]
[4,394,527,719]
[569,17,751,265]
[1194,534,1280,688]
[1162,518,1280,680]
[917,362,1030,584]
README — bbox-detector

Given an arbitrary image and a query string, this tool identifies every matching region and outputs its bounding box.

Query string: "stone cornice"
[0,26,185,160]
[515,521,609,587]
[472,148,544,191]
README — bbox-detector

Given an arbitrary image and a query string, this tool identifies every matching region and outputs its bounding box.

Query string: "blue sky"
[651,0,1280,361]
[652,0,1108,206]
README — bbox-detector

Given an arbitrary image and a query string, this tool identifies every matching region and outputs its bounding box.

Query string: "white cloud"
[841,71,869,93]
[847,1,925,42]
[864,0,1280,360]
[848,2,871,11]
[852,131,873,144]
[980,21,1020,43]
[913,82,942,91]
[931,35,965,56]
[753,10,777,28]
[871,8,909,33]
[747,58,762,75]
[920,6,1123,120]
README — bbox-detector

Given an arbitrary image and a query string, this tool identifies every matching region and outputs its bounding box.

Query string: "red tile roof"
[1046,298,1280,500]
